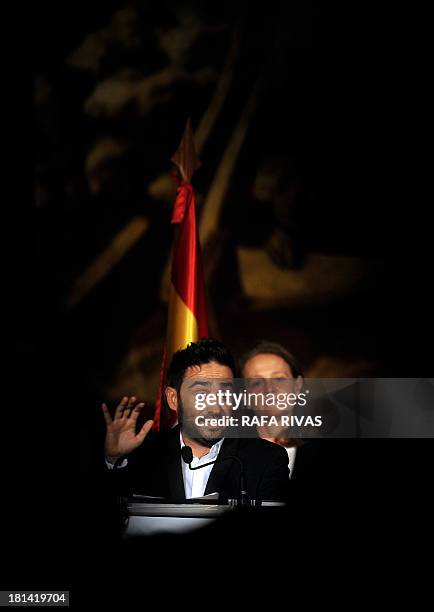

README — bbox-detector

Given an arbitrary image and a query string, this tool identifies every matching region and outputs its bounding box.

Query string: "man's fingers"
[123,396,137,419]
[136,419,154,442]
[129,402,145,422]
[114,396,129,419]
[101,403,112,426]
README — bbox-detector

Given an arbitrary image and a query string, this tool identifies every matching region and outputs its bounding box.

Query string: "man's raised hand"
[102,396,153,463]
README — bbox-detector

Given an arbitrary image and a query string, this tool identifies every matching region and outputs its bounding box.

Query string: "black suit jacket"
[106,425,290,503]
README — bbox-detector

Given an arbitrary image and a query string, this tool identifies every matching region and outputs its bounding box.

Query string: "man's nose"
[262,379,274,394]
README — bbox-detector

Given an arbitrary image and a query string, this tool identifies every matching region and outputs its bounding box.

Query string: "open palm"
[102,396,153,462]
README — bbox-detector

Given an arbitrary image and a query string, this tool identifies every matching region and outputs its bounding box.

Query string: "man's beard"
[183,428,221,448]
[178,396,225,447]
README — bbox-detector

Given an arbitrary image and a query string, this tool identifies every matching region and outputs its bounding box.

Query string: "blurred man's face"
[178,361,234,444]
[243,353,302,417]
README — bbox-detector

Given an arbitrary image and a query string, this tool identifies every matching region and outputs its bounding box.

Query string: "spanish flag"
[154,120,209,430]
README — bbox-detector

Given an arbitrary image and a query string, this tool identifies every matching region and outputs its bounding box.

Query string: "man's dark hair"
[166,337,237,392]
[239,341,304,378]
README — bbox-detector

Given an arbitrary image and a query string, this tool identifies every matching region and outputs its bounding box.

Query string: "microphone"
[181,446,194,465]
[181,445,248,505]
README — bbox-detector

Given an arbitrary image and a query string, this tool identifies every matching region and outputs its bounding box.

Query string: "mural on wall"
[36,1,386,411]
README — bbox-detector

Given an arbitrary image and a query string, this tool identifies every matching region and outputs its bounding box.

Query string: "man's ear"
[165,386,178,413]
[295,376,303,394]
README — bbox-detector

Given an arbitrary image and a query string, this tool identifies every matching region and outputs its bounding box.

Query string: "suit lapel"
[165,425,186,502]
[205,437,240,496]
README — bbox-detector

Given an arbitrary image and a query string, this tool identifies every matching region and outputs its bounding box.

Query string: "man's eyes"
[192,387,233,394]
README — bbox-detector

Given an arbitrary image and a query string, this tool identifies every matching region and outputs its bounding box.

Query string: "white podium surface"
[123,503,231,536]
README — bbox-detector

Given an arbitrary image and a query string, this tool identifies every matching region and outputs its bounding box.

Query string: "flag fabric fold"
[153,177,209,430]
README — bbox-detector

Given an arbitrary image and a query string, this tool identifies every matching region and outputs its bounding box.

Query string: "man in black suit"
[102,338,290,503]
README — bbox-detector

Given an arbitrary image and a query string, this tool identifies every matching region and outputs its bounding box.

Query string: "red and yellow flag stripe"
[154,180,208,429]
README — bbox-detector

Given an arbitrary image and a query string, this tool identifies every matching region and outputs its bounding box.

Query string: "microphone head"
[181,445,193,465]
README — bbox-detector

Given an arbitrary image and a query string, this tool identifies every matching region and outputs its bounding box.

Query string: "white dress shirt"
[180,432,224,498]
[285,446,297,478]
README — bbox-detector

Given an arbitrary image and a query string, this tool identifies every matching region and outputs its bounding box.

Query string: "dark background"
[5,0,432,602]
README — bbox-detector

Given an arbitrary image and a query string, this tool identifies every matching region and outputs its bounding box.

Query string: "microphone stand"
[182,448,249,506]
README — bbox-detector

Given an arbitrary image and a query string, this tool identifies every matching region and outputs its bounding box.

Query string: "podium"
[123,502,232,536]
[123,500,286,536]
